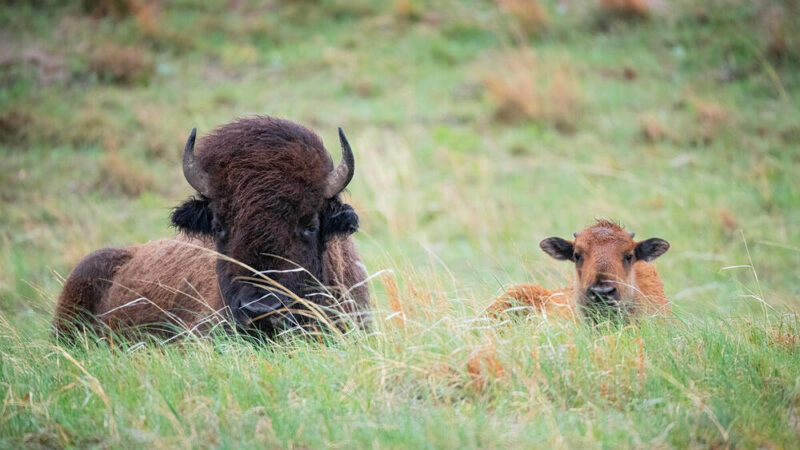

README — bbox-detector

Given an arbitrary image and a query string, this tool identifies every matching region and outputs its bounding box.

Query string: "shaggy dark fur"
[54,116,371,340]
[170,196,213,236]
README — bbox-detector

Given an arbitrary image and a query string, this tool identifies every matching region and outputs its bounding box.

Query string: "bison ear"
[540,237,574,261]
[171,196,214,235]
[635,238,670,262]
[322,201,359,238]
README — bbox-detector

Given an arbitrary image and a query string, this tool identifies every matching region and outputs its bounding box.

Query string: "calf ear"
[539,237,574,261]
[635,238,670,262]
[171,196,214,235]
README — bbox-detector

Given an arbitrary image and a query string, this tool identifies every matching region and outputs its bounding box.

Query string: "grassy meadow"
[1,0,799,447]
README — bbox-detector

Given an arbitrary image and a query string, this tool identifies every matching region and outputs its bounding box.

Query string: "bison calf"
[53,116,371,340]
[489,219,670,321]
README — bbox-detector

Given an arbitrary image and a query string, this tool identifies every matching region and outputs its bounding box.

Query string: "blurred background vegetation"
[1,0,800,447]
[2,0,798,319]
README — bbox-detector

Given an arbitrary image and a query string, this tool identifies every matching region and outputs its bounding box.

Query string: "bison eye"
[624,254,633,263]
[573,253,582,262]
[300,218,319,241]
[211,218,227,241]
[303,224,318,239]
[298,214,320,242]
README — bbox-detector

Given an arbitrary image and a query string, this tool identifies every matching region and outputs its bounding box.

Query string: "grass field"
[1,0,799,447]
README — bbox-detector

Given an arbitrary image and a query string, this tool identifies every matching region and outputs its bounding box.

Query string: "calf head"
[539,220,669,319]
[170,117,360,333]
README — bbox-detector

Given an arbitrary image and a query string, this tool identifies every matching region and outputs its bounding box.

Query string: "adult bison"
[53,116,371,340]
[489,220,670,321]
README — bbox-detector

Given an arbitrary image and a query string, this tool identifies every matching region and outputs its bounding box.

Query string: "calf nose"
[589,284,618,302]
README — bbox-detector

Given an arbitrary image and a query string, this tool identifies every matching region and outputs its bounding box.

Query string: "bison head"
[539,220,669,320]
[170,117,360,333]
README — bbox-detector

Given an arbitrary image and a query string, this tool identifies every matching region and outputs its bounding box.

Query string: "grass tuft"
[97,152,155,197]
[757,3,800,64]
[87,43,154,86]
[0,107,35,146]
[638,112,672,143]
[466,340,505,392]
[496,0,549,38]
[690,98,732,145]
[392,0,423,23]
[80,0,137,18]
[482,48,582,131]
[597,0,650,22]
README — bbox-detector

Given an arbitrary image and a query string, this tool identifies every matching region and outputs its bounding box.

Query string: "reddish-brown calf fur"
[488,261,668,320]
[488,220,669,320]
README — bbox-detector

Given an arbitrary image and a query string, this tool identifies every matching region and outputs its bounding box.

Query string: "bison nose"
[588,284,618,303]
[239,292,289,322]
[240,300,279,320]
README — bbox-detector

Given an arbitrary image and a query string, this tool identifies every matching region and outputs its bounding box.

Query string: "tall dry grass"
[87,43,154,86]
[496,0,549,38]
[481,48,583,132]
[597,0,650,21]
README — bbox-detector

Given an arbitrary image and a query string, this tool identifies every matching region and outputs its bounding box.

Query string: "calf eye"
[625,254,633,263]
[573,253,582,262]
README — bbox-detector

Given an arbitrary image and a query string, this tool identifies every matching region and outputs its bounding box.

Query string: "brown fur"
[54,117,370,340]
[197,117,332,265]
[488,284,577,319]
[488,261,668,320]
[323,235,370,325]
[489,220,669,320]
[95,236,222,335]
[52,248,132,336]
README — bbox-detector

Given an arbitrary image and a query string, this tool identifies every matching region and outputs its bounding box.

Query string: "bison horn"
[324,127,355,199]
[629,232,636,239]
[182,128,211,197]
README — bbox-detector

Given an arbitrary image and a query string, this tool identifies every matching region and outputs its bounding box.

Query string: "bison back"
[52,247,133,341]
[96,236,224,335]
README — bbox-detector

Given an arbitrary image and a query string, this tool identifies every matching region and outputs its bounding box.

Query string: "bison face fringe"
[174,117,365,333]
